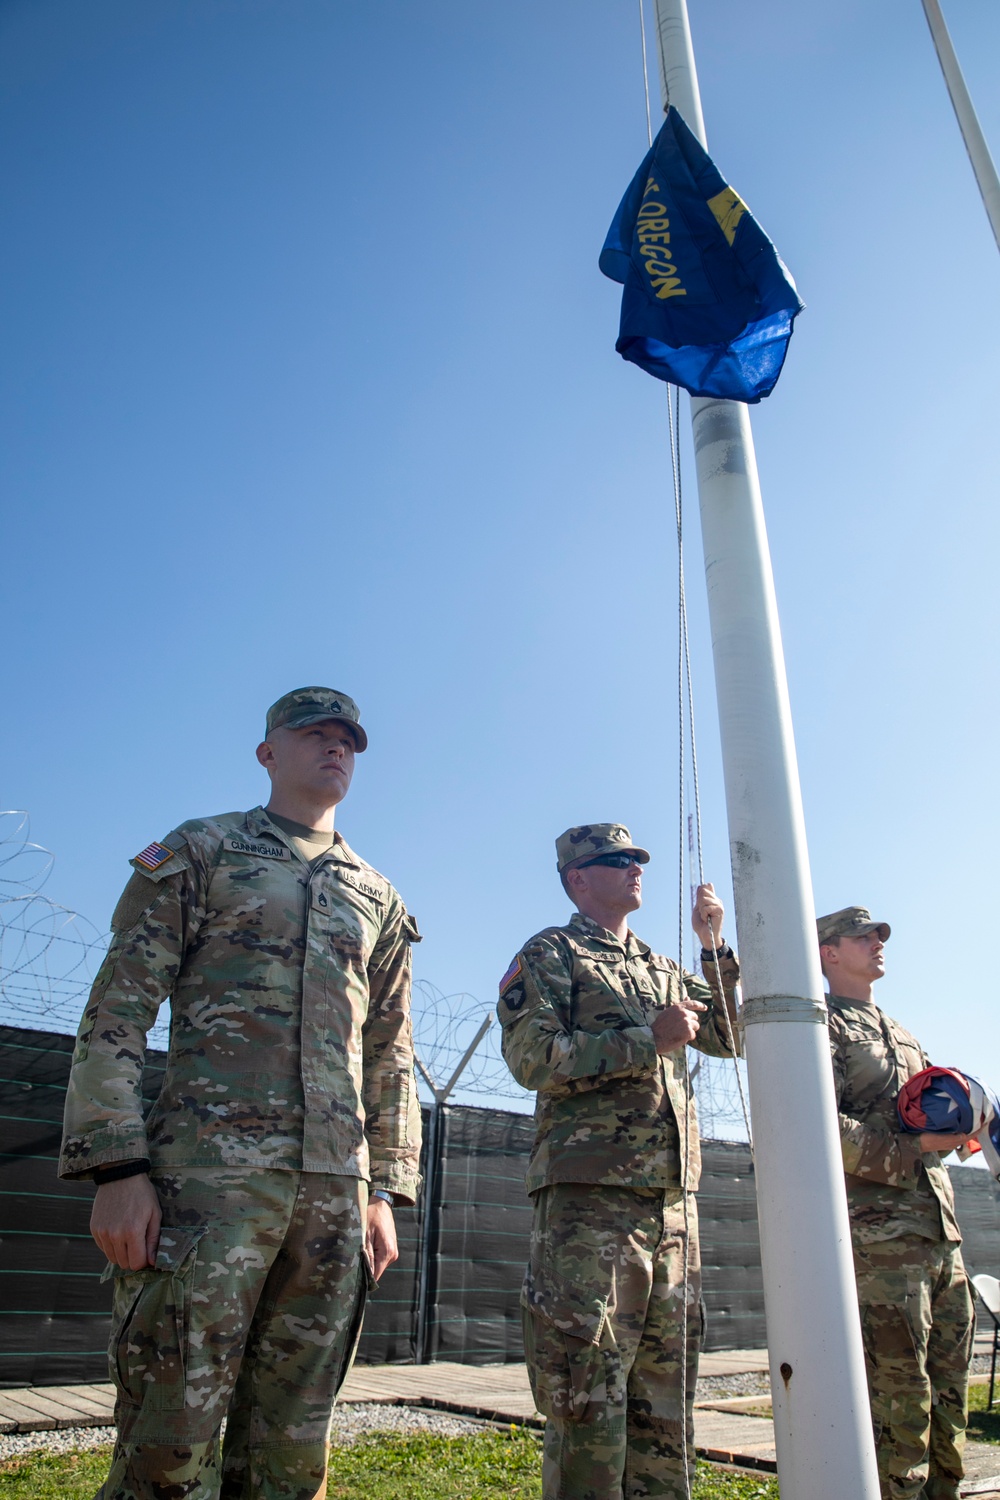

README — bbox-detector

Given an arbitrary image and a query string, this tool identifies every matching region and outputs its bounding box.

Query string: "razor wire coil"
[0,808,751,1136]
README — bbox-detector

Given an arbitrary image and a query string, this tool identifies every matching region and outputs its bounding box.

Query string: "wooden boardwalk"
[0,1360,779,1473]
[3,1352,1000,1492]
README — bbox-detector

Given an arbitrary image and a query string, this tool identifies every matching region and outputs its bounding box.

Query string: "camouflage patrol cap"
[265,687,368,752]
[816,906,890,946]
[556,823,650,875]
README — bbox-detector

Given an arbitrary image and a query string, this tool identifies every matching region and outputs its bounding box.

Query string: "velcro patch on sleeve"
[134,842,175,873]
[499,955,522,994]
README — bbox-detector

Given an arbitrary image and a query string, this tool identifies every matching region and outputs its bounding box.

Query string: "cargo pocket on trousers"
[105,1226,206,1413]
[520,1260,622,1424]
[861,1302,918,1365]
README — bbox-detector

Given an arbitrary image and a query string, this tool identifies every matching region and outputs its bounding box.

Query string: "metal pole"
[651,4,880,1495]
[415,1100,441,1363]
[921,0,1000,254]
[439,1014,494,1103]
[412,1009,493,1360]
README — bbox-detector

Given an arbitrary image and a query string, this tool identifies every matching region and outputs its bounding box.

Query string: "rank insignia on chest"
[134,841,175,873]
[499,955,522,994]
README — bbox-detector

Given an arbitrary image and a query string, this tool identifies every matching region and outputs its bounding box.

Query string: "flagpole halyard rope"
[666,383,693,1496]
[638,0,654,147]
[636,16,752,1494]
[667,383,753,1149]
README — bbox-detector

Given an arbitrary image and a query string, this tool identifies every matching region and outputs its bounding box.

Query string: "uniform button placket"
[301,879,326,1166]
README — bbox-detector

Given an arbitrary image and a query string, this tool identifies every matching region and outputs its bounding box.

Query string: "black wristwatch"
[700,944,732,962]
[371,1188,395,1207]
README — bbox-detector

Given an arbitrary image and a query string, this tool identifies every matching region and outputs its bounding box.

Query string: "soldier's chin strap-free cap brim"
[264,687,368,751]
[816,905,890,946]
[555,823,650,874]
[277,711,368,751]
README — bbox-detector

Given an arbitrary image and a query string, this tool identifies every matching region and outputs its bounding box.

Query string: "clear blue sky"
[2,1,999,1108]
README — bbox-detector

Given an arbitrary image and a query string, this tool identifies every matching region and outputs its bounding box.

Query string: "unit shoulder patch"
[222,835,291,861]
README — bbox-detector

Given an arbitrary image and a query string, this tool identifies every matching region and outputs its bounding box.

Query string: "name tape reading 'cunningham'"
[223,836,291,860]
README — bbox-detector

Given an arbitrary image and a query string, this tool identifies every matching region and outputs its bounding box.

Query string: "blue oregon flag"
[600,108,803,403]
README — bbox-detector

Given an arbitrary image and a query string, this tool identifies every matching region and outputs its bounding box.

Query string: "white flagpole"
[921,0,1000,254]
[650,3,881,1496]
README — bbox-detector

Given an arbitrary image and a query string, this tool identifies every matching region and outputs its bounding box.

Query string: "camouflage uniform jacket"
[827,993,960,1245]
[498,912,741,1195]
[59,807,422,1203]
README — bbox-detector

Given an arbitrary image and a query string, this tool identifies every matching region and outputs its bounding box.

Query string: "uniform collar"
[244,806,360,868]
[568,911,649,958]
[826,991,880,1017]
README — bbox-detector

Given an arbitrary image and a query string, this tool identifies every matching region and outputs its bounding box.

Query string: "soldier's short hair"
[818,931,840,975]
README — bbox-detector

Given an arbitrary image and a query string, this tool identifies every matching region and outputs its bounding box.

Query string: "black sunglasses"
[577,852,644,870]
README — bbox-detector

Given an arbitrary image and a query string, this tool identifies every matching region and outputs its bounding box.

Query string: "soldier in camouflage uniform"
[498,824,741,1500]
[60,687,422,1500]
[818,906,975,1500]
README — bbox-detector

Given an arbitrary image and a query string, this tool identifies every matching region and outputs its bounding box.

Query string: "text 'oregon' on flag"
[599,108,804,404]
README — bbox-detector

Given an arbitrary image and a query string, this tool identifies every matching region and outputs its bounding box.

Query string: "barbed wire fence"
[410,981,529,1109]
[0,809,108,1034]
[410,979,751,1142]
[0,809,750,1140]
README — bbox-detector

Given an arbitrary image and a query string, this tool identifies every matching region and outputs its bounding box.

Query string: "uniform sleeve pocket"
[377,1073,411,1149]
[107,1227,206,1414]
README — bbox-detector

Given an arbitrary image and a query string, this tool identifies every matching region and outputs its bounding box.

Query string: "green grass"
[692,1463,778,1500]
[0,1445,112,1499]
[0,1431,779,1499]
[967,1381,1000,1445]
[325,1428,542,1499]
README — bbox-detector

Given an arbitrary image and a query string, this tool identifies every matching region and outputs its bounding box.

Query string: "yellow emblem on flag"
[706,186,747,247]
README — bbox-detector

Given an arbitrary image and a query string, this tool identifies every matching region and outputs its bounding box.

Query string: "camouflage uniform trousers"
[96,1167,371,1500]
[521,1184,701,1500]
[854,1234,974,1500]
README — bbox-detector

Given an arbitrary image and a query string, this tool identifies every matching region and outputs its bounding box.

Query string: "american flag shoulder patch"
[134,841,174,873]
[499,955,522,994]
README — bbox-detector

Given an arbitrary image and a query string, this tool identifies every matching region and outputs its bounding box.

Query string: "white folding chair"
[972,1273,1000,1411]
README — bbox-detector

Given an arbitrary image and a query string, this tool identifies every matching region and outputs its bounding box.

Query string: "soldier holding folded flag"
[818,905,976,1500]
